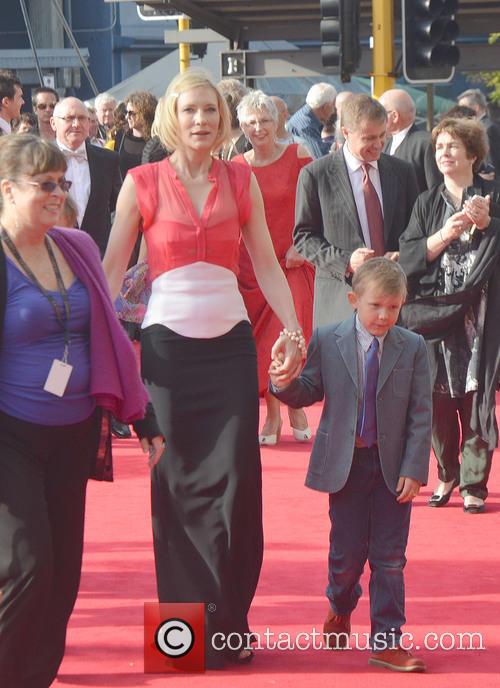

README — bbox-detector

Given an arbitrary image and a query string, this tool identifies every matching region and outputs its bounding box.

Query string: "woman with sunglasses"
[0,134,158,687]
[107,91,158,178]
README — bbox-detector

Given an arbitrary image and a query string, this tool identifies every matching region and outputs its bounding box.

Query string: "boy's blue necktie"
[358,337,379,447]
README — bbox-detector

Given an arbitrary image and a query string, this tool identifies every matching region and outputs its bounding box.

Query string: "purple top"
[0,259,95,424]
[49,227,148,422]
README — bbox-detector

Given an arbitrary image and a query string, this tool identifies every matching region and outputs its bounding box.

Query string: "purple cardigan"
[49,227,148,422]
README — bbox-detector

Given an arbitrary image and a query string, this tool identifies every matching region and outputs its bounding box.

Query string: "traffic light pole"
[371,0,395,98]
[179,15,190,73]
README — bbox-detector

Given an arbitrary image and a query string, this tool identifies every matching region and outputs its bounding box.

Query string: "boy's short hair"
[352,257,407,299]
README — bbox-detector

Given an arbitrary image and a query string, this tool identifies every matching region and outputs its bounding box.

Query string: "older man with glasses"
[32,86,59,140]
[95,91,117,141]
[51,97,121,255]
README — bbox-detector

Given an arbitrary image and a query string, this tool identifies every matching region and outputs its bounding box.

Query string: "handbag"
[115,260,151,324]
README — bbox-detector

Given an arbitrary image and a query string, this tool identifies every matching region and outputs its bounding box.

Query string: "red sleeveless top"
[129,157,252,282]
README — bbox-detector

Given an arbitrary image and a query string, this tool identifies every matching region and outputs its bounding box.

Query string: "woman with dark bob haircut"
[399,117,500,515]
[0,134,158,687]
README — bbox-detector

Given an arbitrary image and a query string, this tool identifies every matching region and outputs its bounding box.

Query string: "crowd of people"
[0,63,499,684]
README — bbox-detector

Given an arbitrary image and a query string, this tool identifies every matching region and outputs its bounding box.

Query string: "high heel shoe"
[428,478,459,507]
[259,420,282,446]
[291,426,312,442]
[288,409,312,442]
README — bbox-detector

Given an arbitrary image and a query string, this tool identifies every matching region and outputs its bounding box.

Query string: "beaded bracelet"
[280,328,307,358]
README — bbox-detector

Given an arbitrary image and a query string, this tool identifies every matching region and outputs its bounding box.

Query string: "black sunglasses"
[36,103,56,111]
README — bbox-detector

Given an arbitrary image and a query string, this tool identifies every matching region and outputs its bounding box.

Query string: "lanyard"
[1,228,71,361]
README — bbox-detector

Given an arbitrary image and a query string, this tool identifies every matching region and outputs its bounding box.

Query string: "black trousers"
[432,391,493,499]
[0,410,100,688]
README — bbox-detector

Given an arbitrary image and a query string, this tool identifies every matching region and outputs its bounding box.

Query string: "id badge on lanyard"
[1,228,73,397]
[44,344,73,397]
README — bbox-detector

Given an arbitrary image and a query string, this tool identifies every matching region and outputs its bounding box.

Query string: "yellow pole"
[371,0,395,98]
[179,16,190,73]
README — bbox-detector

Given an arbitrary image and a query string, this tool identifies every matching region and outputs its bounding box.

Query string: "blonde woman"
[103,70,305,667]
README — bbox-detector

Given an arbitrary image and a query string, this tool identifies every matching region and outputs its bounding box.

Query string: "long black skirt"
[141,321,263,659]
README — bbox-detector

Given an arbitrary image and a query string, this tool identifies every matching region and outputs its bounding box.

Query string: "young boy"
[270,258,432,672]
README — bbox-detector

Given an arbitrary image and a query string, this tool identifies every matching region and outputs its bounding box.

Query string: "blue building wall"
[66,0,117,97]
[0,1,171,101]
[0,2,29,49]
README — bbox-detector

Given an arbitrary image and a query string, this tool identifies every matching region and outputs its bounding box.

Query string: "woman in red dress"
[234,90,314,445]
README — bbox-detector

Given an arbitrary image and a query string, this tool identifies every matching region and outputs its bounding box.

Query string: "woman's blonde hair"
[155,69,231,153]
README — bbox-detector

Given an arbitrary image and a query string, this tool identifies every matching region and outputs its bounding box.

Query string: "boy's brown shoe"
[368,648,426,672]
[323,609,351,650]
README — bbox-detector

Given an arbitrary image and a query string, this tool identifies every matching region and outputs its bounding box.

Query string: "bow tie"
[63,149,87,163]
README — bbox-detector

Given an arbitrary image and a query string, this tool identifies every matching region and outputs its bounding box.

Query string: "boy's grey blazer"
[272,318,432,495]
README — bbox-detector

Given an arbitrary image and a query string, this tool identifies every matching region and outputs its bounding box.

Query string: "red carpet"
[56,399,500,687]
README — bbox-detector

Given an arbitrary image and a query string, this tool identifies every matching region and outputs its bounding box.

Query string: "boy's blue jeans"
[327,446,412,650]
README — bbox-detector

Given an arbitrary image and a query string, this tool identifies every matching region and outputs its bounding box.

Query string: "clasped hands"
[269,334,304,390]
[444,194,491,241]
[462,193,491,231]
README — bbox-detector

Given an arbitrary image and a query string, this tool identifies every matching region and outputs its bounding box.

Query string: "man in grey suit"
[294,94,418,327]
[379,89,442,194]
[270,258,432,672]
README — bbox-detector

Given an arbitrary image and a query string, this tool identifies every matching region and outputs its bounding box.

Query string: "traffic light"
[402,0,460,84]
[320,0,361,82]
[191,43,207,60]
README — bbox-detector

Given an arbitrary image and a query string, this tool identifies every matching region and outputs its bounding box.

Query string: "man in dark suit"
[294,94,419,327]
[51,97,121,256]
[379,89,442,194]
[458,88,500,179]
